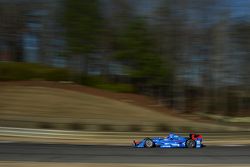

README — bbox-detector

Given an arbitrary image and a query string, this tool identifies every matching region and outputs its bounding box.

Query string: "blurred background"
[0,0,249,132]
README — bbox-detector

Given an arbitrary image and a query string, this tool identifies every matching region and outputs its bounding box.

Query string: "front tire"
[144,138,154,148]
[186,139,196,148]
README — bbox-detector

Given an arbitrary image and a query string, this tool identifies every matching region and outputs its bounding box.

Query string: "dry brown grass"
[0,86,178,124]
[0,84,241,131]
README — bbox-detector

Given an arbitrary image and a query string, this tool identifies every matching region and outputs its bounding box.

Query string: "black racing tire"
[186,139,196,148]
[144,138,154,148]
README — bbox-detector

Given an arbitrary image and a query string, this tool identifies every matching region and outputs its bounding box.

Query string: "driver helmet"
[168,133,174,139]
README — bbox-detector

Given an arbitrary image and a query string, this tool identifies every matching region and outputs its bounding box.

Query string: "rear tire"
[144,138,154,148]
[186,139,196,148]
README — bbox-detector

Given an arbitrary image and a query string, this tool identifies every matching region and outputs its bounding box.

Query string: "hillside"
[0,81,242,131]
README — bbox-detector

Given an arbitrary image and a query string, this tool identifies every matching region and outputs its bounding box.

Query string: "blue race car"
[133,133,203,148]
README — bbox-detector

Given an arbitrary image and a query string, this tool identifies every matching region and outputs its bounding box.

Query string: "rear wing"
[189,134,202,140]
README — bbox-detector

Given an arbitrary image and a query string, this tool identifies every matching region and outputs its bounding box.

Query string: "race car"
[133,133,203,148]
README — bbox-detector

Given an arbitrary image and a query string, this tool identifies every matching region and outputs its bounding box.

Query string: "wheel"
[186,139,196,148]
[144,138,154,148]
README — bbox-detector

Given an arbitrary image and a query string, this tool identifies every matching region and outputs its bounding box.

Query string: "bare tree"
[0,3,27,61]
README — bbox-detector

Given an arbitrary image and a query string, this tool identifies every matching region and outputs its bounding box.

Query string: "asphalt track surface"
[0,143,249,164]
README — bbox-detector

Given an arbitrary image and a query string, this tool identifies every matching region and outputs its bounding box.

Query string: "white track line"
[0,141,16,143]
[221,144,246,147]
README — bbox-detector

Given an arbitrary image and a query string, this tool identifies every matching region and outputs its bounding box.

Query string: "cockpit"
[167,133,179,140]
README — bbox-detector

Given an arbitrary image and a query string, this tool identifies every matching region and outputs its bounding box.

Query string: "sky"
[133,0,250,20]
[225,0,250,18]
